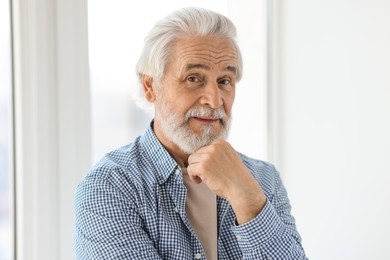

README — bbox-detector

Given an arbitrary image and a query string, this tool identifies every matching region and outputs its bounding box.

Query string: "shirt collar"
[140,121,179,185]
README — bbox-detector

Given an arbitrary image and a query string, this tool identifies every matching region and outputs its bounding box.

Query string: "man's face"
[151,36,238,154]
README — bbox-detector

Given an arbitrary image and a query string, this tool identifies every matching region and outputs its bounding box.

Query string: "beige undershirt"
[182,168,218,260]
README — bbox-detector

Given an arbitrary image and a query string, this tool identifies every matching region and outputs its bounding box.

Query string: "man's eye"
[219,79,231,85]
[187,76,200,82]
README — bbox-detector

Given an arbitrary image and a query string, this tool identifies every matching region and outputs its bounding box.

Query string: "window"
[88,1,268,163]
[0,0,14,259]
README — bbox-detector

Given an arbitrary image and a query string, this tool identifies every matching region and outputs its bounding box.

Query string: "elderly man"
[75,7,306,259]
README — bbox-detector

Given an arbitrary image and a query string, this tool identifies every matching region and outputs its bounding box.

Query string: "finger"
[188,152,207,165]
[187,164,203,184]
[189,175,202,184]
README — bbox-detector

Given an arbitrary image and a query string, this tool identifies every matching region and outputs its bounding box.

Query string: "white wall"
[271,1,390,259]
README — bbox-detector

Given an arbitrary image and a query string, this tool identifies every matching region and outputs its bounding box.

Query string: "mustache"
[184,106,228,122]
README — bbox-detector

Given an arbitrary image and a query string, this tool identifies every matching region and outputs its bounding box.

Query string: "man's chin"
[170,131,217,154]
[188,123,223,138]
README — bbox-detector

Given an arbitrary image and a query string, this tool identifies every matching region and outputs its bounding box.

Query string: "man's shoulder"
[82,136,150,185]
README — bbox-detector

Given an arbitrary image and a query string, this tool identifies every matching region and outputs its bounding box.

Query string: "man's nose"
[200,81,223,109]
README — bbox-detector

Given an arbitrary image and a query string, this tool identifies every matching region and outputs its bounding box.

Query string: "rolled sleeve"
[231,200,284,251]
[229,161,307,259]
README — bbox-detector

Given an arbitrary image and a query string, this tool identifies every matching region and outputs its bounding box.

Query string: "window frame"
[12,0,90,259]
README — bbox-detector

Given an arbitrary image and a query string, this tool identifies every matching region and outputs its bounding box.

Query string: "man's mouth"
[192,116,220,123]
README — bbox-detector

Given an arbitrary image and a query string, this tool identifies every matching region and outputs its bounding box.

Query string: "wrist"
[230,193,267,225]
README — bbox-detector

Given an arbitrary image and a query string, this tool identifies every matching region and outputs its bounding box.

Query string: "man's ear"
[142,75,156,102]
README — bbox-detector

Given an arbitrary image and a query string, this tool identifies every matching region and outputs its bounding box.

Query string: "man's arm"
[187,140,307,259]
[74,175,162,259]
[231,164,307,259]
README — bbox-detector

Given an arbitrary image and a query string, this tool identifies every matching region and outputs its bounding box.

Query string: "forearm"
[226,158,308,259]
[231,200,307,259]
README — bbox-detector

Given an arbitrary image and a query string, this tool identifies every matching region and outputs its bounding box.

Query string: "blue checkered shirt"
[74,124,306,259]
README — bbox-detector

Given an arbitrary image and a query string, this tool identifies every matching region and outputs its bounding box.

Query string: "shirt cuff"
[230,199,284,252]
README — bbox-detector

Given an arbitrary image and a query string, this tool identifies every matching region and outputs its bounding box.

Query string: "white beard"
[155,98,231,154]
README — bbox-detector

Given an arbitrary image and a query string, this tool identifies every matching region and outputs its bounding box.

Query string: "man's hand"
[187,140,267,225]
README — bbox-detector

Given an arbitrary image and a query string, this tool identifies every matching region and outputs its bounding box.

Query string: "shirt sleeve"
[230,165,307,259]
[74,174,163,260]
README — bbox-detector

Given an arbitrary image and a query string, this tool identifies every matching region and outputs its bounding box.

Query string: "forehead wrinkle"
[177,42,236,59]
[172,38,238,75]
[182,53,237,66]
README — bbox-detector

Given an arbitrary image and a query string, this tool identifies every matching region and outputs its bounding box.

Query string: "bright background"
[4,0,390,259]
[0,0,13,259]
[270,1,390,259]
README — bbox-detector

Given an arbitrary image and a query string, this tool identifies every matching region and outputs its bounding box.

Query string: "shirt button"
[236,234,242,240]
[175,169,180,176]
[194,253,201,259]
[174,207,179,213]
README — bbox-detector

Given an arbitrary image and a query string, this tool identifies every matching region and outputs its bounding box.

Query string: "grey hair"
[134,7,243,113]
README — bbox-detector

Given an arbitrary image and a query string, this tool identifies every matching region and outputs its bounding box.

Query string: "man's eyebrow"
[185,63,211,71]
[225,66,237,74]
[185,64,237,74]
